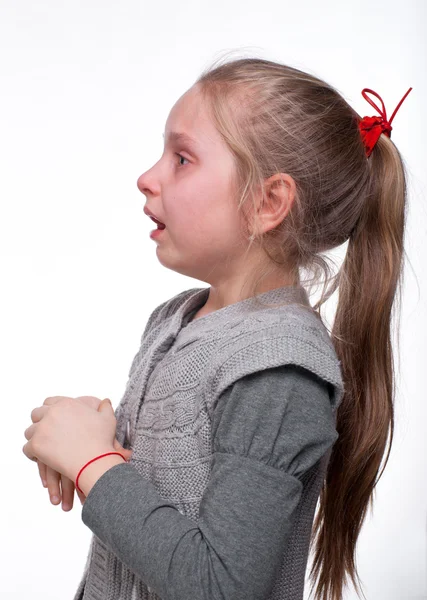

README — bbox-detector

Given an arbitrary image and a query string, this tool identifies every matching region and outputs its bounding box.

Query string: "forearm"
[81,457,302,600]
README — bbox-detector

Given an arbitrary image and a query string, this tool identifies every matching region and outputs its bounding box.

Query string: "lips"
[144,206,166,228]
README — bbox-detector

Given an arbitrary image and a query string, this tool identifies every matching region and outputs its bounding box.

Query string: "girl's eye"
[175,153,189,167]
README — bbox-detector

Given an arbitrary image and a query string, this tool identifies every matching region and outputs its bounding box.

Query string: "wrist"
[76,452,126,497]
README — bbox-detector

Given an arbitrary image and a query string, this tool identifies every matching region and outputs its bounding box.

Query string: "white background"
[1,1,426,598]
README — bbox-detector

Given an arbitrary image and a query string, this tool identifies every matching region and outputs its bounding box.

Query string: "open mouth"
[150,216,166,230]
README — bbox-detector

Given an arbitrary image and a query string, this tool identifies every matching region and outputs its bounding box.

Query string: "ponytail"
[309,134,408,600]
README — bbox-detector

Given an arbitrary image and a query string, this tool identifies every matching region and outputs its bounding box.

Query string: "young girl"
[23,56,412,600]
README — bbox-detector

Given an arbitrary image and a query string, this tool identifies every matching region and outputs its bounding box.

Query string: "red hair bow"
[359,87,412,157]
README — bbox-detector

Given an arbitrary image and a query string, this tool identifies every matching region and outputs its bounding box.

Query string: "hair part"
[194,52,409,600]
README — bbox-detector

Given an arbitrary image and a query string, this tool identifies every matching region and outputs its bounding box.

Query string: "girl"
[23,56,412,600]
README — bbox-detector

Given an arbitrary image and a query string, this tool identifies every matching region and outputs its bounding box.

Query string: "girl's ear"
[251,173,296,237]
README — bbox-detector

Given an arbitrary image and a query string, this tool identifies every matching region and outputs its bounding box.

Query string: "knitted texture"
[73,284,344,600]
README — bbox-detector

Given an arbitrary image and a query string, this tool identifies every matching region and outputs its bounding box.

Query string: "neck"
[196,268,300,317]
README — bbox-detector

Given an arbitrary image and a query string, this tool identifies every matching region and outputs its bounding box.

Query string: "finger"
[46,466,61,505]
[43,396,73,406]
[44,396,102,410]
[113,438,129,453]
[22,440,37,462]
[76,396,102,410]
[37,460,48,487]
[30,405,49,424]
[60,475,75,512]
[113,438,133,461]
[24,422,37,441]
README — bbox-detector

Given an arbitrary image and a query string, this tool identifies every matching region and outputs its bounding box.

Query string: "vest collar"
[169,284,312,344]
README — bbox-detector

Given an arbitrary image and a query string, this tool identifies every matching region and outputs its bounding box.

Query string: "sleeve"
[81,364,338,600]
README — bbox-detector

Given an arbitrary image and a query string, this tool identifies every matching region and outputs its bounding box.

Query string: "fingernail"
[42,480,47,487]
[62,504,70,511]
[51,495,60,504]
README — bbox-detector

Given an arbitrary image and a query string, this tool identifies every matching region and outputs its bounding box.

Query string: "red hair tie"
[359,87,412,157]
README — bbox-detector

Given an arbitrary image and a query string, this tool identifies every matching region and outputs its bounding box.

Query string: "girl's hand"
[31,396,132,510]
[37,396,100,508]
[41,436,132,510]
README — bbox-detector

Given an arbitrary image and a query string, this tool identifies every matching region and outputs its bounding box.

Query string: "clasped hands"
[23,396,133,511]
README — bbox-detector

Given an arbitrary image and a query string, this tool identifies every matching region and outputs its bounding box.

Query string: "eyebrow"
[162,131,199,147]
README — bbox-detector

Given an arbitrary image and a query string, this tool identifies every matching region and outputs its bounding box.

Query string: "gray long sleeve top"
[80,361,338,600]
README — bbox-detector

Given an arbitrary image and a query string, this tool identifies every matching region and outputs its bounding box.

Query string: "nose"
[137,158,162,195]
[137,172,149,194]
[137,171,161,200]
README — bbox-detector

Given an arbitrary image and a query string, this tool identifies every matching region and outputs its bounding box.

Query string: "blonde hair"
[195,53,409,600]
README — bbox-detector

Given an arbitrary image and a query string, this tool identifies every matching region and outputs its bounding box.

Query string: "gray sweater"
[73,284,344,600]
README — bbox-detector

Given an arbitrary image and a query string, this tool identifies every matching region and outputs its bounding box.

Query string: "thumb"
[99,398,114,412]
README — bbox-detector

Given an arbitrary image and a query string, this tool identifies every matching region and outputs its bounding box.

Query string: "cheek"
[166,182,213,229]
[166,172,243,242]
[193,207,244,249]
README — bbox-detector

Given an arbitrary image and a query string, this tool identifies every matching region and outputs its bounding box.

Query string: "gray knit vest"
[73,284,344,600]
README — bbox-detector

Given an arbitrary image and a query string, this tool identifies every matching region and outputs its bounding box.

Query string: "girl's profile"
[23,53,412,600]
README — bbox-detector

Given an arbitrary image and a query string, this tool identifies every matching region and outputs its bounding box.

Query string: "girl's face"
[137,84,250,283]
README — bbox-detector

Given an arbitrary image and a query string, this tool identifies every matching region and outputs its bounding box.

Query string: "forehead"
[163,86,218,148]
[162,130,199,147]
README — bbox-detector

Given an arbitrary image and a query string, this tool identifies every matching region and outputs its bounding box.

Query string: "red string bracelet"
[75,452,127,494]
